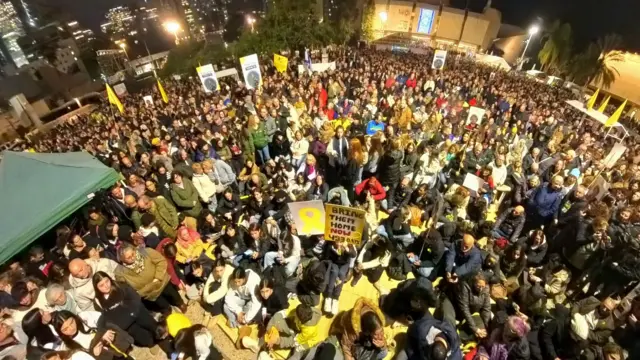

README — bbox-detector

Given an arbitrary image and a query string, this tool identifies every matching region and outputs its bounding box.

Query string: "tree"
[361,0,375,42]
[537,20,573,74]
[570,34,624,89]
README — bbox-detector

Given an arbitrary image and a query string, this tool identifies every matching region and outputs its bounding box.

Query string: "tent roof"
[475,54,512,71]
[0,151,118,265]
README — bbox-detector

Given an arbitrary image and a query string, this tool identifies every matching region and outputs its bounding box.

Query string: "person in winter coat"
[400,143,418,180]
[174,324,223,360]
[377,138,403,188]
[443,272,491,339]
[354,177,386,204]
[263,224,302,277]
[400,316,463,360]
[492,206,525,243]
[331,297,387,360]
[115,243,184,315]
[413,146,441,187]
[248,115,271,164]
[191,163,218,213]
[173,226,211,265]
[51,310,133,360]
[296,258,328,307]
[569,296,617,345]
[170,170,202,218]
[525,176,564,230]
[68,258,120,312]
[540,307,587,360]
[137,195,179,239]
[203,159,236,190]
[476,316,531,360]
[217,188,242,223]
[408,230,446,280]
[518,229,548,268]
[306,174,329,202]
[92,272,158,348]
[224,267,262,328]
[444,234,482,282]
[382,177,412,213]
[351,234,392,295]
[202,259,233,316]
[381,277,437,326]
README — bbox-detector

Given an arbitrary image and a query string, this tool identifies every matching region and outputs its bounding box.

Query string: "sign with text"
[324,204,366,245]
[196,64,220,93]
[288,200,325,236]
[239,54,262,89]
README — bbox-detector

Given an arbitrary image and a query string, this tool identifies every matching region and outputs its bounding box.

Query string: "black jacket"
[217,193,242,216]
[378,149,403,187]
[94,283,143,337]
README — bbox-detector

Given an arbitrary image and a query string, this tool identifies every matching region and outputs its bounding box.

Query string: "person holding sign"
[320,239,356,316]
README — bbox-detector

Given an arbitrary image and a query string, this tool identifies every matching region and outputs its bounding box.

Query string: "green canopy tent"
[0,151,119,265]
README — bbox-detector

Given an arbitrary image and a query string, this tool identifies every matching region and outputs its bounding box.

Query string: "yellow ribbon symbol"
[299,207,324,235]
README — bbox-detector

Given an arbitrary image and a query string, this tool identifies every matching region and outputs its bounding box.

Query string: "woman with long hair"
[174,325,223,360]
[247,115,271,165]
[363,132,384,179]
[92,272,158,348]
[347,138,366,185]
[51,310,133,360]
[22,308,63,351]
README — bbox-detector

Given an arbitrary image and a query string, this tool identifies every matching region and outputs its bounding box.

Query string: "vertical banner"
[196,64,220,93]
[287,200,325,235]
[432,49,447,70]
[239,54,262,89]
[273,54,288,73]
[324,204,366,246]
[603,143,627,169]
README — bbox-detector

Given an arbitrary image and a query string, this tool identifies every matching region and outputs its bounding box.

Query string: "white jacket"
[192,173,217,202]
[291,139,310,159]
[224,269,261,321]
[69,259,119,311]
[203,264,233,305]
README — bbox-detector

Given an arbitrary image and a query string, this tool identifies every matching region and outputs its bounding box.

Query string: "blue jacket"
[445,241,482,279]
[366,120,385,136]
[405,316,463,360]
[527,184,563,220]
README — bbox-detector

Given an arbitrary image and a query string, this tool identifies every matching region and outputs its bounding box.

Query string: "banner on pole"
[288,200,325,236]
[603,143,627,169]
[240,54,262,89]
[273,54,288,73]
[196,64,220,93]
[324,204,366,246]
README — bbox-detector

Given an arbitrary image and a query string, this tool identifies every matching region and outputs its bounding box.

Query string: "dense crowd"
[2,47,640,360]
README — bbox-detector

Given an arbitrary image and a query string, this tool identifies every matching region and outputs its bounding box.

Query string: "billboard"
[416,8,435,34]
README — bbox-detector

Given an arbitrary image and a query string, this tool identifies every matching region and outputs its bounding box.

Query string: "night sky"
[50,0,640,52]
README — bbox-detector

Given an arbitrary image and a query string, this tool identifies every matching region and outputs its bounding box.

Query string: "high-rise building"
[65,21,95,52]
[10,0,36,28]
[100,6,135,40]
[17,22,88,74]
[0,0,27,67]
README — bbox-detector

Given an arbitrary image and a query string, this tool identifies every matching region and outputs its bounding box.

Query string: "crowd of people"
[2,46,640,360]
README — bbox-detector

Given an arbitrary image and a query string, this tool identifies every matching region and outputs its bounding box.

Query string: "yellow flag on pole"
[605,100,627,127]
[106,84,124,114]
[597,95,610,113]
[157,79,169,103]
[274,54,288,73]
[586,88,599,110]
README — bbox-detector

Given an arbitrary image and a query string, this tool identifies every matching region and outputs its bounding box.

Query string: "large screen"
[416,8,435,34]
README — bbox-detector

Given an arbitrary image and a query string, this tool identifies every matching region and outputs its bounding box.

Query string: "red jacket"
[156,238,182,287]
[318,88,328,109]
[406,77,417,88]
[355,178,386,201]
[385,77,395,89]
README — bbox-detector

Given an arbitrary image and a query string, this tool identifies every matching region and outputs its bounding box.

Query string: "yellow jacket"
[175,238,211,264]
[293,307,322,348]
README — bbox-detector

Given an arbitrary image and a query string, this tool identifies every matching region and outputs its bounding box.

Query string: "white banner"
[297,62,336,75]
[196,64,220,93]
[239,54,262,90]
[603,143,627,169]
[143,95,154,107]
[432,50,447,70]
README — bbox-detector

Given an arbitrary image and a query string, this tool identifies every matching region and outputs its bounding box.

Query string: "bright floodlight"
[247,16,256,24]
[118,43,126,49]
[529,25,540,35]
[164,21,180,34]
[379,11,388,22]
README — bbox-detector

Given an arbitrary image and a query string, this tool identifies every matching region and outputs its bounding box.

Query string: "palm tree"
[571,34,624,89]
[537,20,573,73]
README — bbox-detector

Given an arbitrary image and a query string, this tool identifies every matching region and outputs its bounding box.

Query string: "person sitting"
[114,243,185,314]
[263,223,302,278]
[68,258,120,312]
[321,239,357,316]
[354,177,386,205]
[45,283,78,313]
[569,296,616,345]
[440,272,491,340]
[332,297,387,360]
[381,277,437,325]
[173,324,223,360]
[382,177,412,213]
[492,206,526,243]
[202,259,233,316]
[378,207,415,250]
[0,317,27,359]
[173,226,211,266]
[92,271,158,349]
[216,188,242,224]
[399,316,463,360]
[223,267,261,328]
[351,234,392,296]
[476,316,531,360]
[444,234,482,284]
[408,230,446,280]
[51,310,133,360]
[21,308,64,351]
[497,243,527,293]
[170,170,202,218]
[518,229,548,268]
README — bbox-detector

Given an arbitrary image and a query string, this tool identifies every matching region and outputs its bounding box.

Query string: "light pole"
[118,42,130,62]
[164,21,181,45]
[247,16,256,33]
[518,25,540,71]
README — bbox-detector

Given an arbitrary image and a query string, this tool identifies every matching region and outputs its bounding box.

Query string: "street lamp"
[379,11,388,22]
[164,21,181,44]
[518,25,540,71]
[247,16,256,33]
[118,42,130,62]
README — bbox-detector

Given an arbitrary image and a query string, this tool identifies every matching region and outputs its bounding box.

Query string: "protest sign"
[297,62,336,75]
[113,83,127,96]
[463,173,485,197]
[466,106,485,126]
[143,95,154,107]
[240,54,262,89]
[324,204,366,246]
[432,50,447,70]
[603,143,627,169]
[274,54,288,73]
[196,64,219,93]
[288,200,325,236]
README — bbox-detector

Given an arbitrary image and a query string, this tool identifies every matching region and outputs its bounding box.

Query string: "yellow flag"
[605,100,627,127]
[157,79,169,103]
[274,54,288,73]
[586,88,599,110]
[106,84,124,114]
[597,95,610,113]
